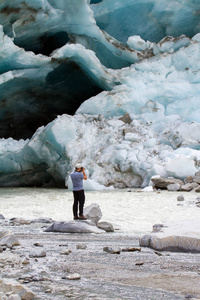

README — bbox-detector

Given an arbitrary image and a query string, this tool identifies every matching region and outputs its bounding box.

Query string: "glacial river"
[0,188,199,235]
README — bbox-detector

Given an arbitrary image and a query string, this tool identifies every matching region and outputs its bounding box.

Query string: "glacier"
[1,0,200,188]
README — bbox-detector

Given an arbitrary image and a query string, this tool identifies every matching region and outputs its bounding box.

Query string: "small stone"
[195,186,200,193]
[135,262,144,266]
[34,242,44,247]
[0,214,5,220]
[122,247,141,252]
[177,195,185,201]
[66,273,81,280]
[60,250,71,255]
[152,224,164,232]
[45,289,52,293]
[76,243,87,250]
[154,251,163,256]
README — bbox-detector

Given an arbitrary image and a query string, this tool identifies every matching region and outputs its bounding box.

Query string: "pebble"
[65,273,81,280]
[177,195,185,201]
[76,243,87,249]
[60,250,71,255]
[103,247,121,254]
[122,247,141,252]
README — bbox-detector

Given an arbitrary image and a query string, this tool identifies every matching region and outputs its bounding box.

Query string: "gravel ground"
[1,221,200,300]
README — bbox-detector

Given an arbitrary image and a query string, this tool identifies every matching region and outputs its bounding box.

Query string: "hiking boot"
[79,215,87,220]
[74,216,79,220]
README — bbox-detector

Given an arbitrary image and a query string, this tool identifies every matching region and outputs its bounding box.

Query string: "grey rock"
[119,113,132,124]
[152,224,164,232]
[181,182,199,191]
[177,195,185,201]
[167,183,181,191]
[0,214,5,220]
[184,176,194,184]
[139,235,151,247]
[0,231,20,247]
[195,186,200,193]
[76,243,87,249]
[103,246,121,254]
[98,221,114,232]
[45,220,105,234]
[29,250,46,258]
[151,177,184,189]
[30,218,54,224]
[84,203,102,224]
[193,171,200,184]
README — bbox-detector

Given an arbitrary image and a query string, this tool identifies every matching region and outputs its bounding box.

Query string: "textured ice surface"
[0,0,200,187]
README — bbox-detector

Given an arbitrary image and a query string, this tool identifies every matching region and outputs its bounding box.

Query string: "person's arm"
[82,168,87,180]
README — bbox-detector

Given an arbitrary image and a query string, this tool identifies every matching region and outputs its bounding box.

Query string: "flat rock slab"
[140,219,200,253]
[44,220,105,234]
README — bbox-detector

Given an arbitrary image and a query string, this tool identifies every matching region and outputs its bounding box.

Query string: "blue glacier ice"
[0,0,200,188]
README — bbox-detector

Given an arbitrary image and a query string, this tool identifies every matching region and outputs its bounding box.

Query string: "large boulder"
[151,176,184,189]
[0,278,35,300]
[140,219,200,253]
[84,203,102,224]
[0,231,20,247]
[45,220,105,234]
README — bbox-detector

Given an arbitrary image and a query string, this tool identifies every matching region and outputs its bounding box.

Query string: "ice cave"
[1,0,200,188]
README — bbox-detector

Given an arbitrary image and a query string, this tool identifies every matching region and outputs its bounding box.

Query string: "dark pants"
[73,190,85,217]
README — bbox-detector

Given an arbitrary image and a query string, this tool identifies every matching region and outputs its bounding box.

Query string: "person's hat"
[76,163,82,169]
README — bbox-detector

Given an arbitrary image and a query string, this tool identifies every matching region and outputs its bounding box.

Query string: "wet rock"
[29,250,46,258]
[45,220,105,234]
[84,203,102,224]
[0,278,35,300]
[181,183,199,191]
[177,195,185,201]
[167,183,181,191]
[122,247,141,252]
[151,177,184,189]
[0,231,20,247]
[97,221,114,232]
[76,243,87,249]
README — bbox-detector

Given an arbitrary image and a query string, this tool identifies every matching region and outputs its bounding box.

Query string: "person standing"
[70,163,87,220]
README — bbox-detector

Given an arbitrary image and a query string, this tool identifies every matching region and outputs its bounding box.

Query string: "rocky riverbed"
[1,216,200,300]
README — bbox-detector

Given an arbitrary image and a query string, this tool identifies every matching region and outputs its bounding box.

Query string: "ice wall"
[0,0,200,188]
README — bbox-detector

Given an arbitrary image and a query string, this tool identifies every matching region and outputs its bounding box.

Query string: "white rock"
[66,273,81,280]
[84,203,102,224]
